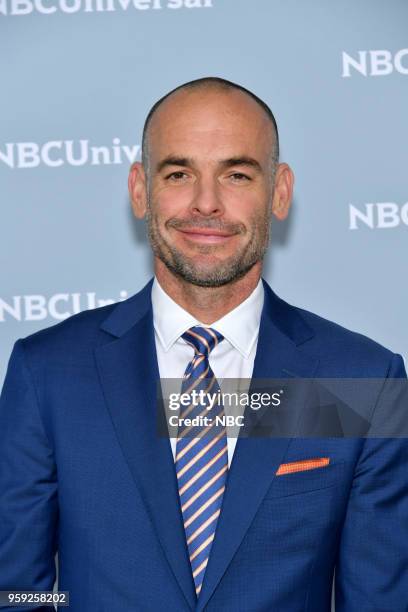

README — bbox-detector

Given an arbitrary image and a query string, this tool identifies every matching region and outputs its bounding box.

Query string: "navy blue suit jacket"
[0,279,407,611]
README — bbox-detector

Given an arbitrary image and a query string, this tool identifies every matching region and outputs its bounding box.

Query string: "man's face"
[143,88,277,287]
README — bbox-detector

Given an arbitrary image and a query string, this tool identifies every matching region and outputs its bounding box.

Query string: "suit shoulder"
[5,280,154,381]
[292,302,400,372]
[272,290,402,377]
[15,280,153,368]
[295,304,386,350]
[17,302,118,365]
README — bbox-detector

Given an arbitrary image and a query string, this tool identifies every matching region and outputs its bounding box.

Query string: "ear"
[271,163,294,221]
[128,162,148,219]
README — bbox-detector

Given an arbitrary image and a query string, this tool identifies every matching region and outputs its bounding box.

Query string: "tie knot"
[182,326,224,357]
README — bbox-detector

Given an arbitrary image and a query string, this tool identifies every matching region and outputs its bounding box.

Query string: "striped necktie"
[175,326,228,598]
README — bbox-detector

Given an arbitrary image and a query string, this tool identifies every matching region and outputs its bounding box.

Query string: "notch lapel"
[94,281,196,610]
[195,281,320,611]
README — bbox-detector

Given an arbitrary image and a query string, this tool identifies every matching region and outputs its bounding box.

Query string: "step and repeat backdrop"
[1,0,407,386]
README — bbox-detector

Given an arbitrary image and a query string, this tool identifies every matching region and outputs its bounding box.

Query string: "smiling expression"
[134,86,282,287]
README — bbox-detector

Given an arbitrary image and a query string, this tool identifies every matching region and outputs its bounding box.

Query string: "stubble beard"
[145,202,272,288]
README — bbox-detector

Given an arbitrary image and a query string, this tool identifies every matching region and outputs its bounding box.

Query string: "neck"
[154,259,262,324]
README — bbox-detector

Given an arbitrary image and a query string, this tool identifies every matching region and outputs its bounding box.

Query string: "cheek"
[151,187,193,219]
[229,194,269,225]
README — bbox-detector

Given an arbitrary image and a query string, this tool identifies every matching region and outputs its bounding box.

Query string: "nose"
[189,177,224,217]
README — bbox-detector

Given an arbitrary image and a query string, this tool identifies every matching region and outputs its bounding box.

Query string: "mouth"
[176,227,236,244]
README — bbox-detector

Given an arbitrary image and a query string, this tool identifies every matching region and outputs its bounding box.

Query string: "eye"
[165,171,188,181]
[229,172,251,181]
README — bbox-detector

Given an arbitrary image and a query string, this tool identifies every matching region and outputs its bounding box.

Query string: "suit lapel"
[94,280,196,610]
[195,281,320,612]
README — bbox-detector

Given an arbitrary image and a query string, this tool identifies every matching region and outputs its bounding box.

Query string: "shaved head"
[141,77,279,178]
[128,75,293,294]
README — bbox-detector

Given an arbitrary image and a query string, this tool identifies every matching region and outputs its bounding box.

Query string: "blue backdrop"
[1,0,407,386]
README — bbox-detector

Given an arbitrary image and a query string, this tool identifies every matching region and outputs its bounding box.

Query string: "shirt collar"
[151,277,264,359]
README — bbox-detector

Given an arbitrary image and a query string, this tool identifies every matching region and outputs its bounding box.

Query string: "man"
[0,77,407,611]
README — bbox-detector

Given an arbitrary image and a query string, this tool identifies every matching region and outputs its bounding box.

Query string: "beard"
[145,203,272,288]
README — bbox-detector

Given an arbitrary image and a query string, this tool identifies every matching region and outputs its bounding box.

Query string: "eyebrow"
[156,157,191,173]
[155,155,262,174]
[220,157,262,172]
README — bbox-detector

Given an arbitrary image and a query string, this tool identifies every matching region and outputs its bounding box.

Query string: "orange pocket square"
[276,457,330,475]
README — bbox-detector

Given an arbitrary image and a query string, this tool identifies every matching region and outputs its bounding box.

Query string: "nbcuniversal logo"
[342,49,408,77]
[0,138,140,169]
[0,0,213,15]
[0,290,129,322]
[349,202,408,230]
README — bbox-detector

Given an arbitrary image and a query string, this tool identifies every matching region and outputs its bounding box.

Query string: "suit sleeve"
[0,340,58,611]
[335,353,408,611]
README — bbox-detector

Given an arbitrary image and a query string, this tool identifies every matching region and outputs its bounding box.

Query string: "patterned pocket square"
[276,457,330,475]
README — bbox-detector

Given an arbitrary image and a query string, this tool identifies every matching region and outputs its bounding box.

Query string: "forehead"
[147,88,274,163]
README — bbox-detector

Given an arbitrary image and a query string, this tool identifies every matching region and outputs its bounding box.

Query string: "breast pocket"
[264,460,345,499]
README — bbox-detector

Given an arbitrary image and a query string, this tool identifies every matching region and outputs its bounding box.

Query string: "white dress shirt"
[151,277,264,467]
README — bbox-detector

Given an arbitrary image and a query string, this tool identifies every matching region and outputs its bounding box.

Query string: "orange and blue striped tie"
[175,326,228,598]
